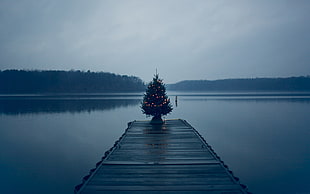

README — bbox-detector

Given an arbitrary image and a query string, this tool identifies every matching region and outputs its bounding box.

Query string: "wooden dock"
[75,119,249,193]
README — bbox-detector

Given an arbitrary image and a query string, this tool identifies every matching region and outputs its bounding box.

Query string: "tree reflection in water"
[0,95,141,115]
[143,124,168,163]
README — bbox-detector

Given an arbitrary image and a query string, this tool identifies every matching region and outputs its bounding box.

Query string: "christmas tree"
[141,73,173,124]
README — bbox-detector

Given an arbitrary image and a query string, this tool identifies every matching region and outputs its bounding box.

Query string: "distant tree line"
[168,77,310,92]
[0,70,146,93]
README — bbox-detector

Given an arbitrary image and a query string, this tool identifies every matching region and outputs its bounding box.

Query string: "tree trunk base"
[150,116,164,125]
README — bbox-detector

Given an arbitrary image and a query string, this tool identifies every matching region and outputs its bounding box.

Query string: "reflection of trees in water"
[143,124,169,163]
[181,95,310,103]
[0,99,140,115]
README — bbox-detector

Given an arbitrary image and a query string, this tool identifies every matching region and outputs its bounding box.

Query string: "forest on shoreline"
[167,76,310,92]
[0,70,145,93]
[1,69,310,93]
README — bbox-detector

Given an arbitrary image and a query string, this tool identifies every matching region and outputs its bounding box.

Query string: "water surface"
[0,93,309,194]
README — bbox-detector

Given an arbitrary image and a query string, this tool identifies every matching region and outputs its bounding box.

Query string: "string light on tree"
[141,73,173,124]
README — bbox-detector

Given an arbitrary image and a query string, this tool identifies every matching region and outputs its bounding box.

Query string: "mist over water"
[0,93,309,194]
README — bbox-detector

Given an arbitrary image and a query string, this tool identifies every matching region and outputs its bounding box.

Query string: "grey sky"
[0,0,309,83]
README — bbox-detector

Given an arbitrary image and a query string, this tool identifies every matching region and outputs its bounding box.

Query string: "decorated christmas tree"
[141,73,173,124]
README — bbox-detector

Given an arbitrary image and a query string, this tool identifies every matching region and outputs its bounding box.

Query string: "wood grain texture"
[76,119,248,194]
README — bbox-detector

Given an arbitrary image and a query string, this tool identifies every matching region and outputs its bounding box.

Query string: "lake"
[0,92,310,194]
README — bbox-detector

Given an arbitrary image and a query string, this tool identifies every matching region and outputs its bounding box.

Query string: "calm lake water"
[0,92,310,194]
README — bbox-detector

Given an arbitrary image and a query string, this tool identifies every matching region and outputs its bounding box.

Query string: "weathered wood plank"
[79,191,244,194]
[81,185,244,191]
[76,119,248,194]
[101,160,220,165]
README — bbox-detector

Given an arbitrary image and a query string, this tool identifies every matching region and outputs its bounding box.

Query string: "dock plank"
[76,119,248,193]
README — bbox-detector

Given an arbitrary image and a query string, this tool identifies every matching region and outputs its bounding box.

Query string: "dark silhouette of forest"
[2,70,309,93]
[168,77,310,92]
[0,70,145,93]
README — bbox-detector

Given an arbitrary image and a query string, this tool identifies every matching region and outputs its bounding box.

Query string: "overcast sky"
[0,0,309,83]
